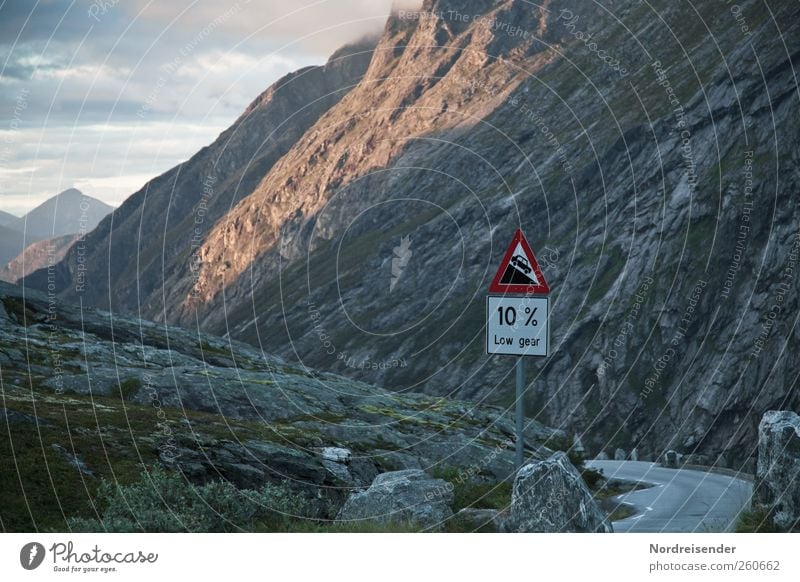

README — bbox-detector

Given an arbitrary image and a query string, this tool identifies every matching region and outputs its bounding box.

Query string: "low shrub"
[67,466,313,532]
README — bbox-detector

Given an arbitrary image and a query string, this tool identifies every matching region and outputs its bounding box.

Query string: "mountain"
[0,279,558,530]
[6,188,112,241]
[0,210,17,227]
[27,0,800,469]
[0,188,109,280]
[0,224,25,266]
[23,39,378,317]
[0,233,78,283]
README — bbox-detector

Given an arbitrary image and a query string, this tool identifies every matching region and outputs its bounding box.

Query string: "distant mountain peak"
[3,188,113,250]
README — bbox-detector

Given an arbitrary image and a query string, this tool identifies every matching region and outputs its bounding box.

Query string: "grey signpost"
[515,357,525,469]
[486,229,550,471]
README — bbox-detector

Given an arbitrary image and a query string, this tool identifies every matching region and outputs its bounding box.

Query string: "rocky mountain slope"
[0,233,77,283]
[0,188,110,271]
[25,39,378,318]
[0,280,558,530]
[27,0,800,469]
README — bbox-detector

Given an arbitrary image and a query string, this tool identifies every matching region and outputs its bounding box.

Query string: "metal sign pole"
[515,356,525,470]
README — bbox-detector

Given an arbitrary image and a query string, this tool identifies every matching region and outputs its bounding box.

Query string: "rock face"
[27,0,800,469]
[753,411,800,530]
[337,470,453,530]
[506,452,612,533]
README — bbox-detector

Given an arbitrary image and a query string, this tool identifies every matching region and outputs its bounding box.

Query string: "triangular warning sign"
[489,229,550,294]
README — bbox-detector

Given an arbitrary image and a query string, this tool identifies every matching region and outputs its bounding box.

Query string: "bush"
[431,466,512,511]
[580,467,605,490]
[67,466,313,532]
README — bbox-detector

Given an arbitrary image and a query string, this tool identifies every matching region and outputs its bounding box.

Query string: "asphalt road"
[587,460,753,533]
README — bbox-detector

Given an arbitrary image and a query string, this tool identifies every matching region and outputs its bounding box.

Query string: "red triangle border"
[488,229,550,295]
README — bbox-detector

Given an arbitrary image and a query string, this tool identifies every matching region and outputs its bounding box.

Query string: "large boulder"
[753,411,800,530]
[506,452,612,533]
[336,469,453,530]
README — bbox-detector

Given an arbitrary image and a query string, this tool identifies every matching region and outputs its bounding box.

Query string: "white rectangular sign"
[486,296,549,356]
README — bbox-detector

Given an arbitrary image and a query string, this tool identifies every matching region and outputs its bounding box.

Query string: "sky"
[0,0,418,216]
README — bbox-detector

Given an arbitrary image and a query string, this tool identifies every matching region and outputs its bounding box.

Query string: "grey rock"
[506,452,612,533]
[320,446,352,463]
[753,411,800,530]
[662,450,679,468]
[316,446,377,487]
[1,408,47,426]
[572,434,586,457]
[337,470,453,530]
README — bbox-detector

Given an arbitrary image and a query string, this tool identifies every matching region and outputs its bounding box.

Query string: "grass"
[735,507,781,533]
[0,373,328,531]
[431,466,512,512]
[2,296,38,325]
[607,503,636,522]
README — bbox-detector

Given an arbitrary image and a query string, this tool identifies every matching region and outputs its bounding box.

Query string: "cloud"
[0,0,414,214]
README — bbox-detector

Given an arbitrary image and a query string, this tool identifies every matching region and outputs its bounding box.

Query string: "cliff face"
[29,0,800,467]
[213,0,798,468]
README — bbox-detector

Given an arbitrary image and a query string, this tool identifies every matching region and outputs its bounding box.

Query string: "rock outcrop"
[753,411,800,531]
[337,470,453,530]
[0,280,559,500]
[506,452,612,533]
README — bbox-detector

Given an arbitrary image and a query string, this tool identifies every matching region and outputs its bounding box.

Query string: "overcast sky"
[0,0,417,216]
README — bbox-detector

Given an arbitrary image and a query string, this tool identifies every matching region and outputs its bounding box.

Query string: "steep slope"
[0,233,77,283]
[6,188,112,240]
[25,39,377,316]
[194,0,798,469]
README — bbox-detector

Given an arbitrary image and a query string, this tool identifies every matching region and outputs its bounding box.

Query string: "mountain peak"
[6,188,113,241]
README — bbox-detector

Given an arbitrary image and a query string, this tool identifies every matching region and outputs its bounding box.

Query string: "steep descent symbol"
[489,229,550,294]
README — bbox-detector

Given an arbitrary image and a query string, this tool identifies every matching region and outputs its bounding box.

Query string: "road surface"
[587,460,753,533]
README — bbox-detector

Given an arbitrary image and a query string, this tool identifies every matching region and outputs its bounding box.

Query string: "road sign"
[486,296,549,356]
[488,229,550,295]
